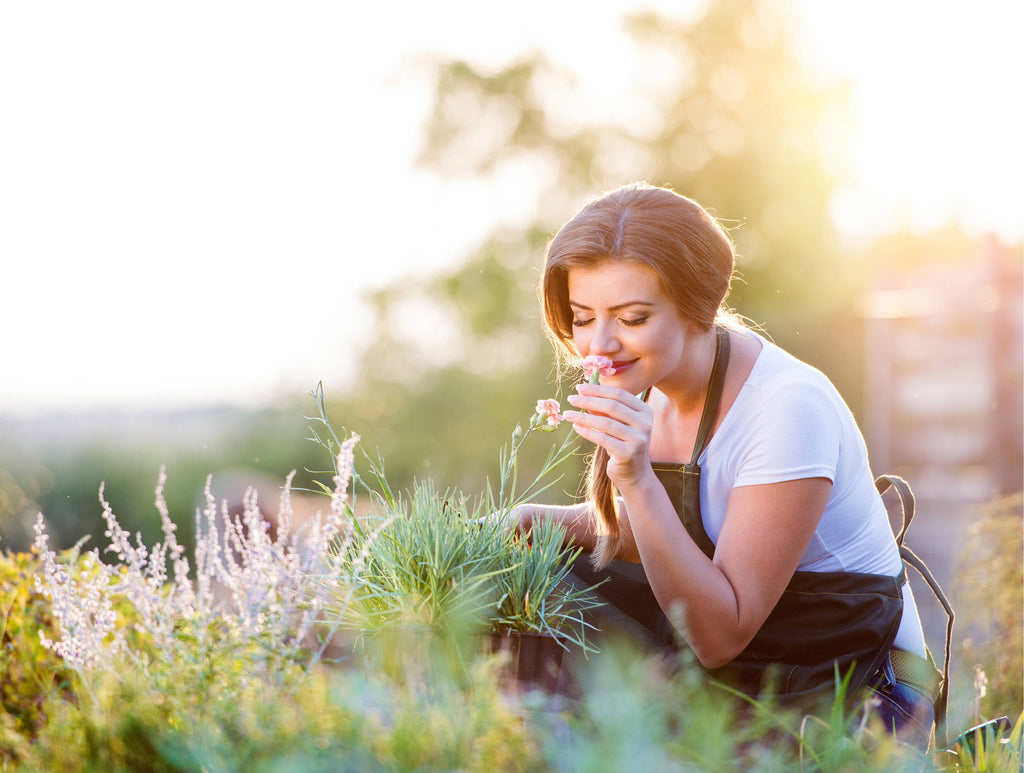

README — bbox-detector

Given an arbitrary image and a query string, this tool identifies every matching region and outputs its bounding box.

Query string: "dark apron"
[574,327,904,703]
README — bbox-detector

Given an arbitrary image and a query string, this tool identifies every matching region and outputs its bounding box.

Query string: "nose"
[588,319,621,356]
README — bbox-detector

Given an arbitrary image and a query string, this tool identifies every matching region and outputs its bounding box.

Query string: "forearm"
[515,502,598,551]
[617,472,747,668]
[619,473,830,669]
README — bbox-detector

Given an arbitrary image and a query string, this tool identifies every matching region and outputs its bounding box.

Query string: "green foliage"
[16,659,540,773]
[339,482,516,634]
[325,484,602,661]
[942,713,1024,773]
[310,388,602,655]
[536,642,945,772]
[0,551,77,756]
[954,494,1024,721]
[16,493,1016,770]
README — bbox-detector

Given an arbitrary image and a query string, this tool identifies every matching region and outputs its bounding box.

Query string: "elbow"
[662,594,759,669]
[692,646,742,671]
[686,627,755,670]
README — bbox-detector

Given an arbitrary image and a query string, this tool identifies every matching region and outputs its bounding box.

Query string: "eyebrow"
[569,300,655,312]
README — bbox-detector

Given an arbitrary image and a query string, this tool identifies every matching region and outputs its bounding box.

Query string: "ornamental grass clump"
[490,514,601,646]
[310,388,604,664]
[332,482,512,636]
[328,483,602,654]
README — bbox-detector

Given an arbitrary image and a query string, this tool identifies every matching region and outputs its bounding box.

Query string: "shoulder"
[737,332,843,417]
[718,334,852,475]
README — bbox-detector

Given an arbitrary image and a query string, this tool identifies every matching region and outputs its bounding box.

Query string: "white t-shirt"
[697,331,926,657]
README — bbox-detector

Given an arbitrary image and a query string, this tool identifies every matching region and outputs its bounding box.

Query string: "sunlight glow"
[0,0,1019,413]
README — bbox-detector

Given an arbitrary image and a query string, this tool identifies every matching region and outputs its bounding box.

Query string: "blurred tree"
[329,0,859,498]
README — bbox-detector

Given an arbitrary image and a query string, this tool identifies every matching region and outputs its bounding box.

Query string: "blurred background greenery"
[1,0,1020,725]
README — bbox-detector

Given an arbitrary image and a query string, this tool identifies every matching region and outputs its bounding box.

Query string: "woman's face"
[567,260,694,393]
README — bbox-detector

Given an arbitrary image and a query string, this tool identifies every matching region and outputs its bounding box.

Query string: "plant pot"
[486,630,573,695]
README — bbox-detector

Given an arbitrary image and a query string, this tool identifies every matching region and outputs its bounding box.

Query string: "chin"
[604,373,646,396]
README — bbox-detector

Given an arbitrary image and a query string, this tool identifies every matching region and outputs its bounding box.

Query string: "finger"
[575,382,648,410]
[566,393,642,423]
[569,421,635,459]
[566,414,652,463]
[563,409,632,440]
[565,397,652,436]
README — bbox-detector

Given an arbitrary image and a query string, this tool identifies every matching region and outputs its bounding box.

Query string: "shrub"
[0,550,77,761]
[954,494,1023,722]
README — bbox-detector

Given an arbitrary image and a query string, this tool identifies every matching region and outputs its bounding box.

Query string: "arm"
[619,471,830,668]
[565,382,832,668]
[514,497,646,560]
[512,501,599,552]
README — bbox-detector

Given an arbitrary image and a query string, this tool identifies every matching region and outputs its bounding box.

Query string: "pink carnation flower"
[535,398,564,426]
[580,355,615,382]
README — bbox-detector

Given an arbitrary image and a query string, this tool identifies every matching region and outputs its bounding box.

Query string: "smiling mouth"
[611,359,638,372]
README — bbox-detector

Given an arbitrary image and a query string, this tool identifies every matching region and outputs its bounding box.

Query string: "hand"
[476,505,533,533]
[563,383,654,487]
[508,504,533,534]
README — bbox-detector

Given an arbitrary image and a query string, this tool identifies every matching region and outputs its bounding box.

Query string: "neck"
[661,326,720,415]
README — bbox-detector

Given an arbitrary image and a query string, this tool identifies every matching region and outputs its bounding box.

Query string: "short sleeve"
[731,378,842,487]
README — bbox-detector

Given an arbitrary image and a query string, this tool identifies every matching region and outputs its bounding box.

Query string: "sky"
[1,0,1020,416]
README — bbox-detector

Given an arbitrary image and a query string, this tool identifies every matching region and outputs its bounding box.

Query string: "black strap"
[875,474,915,547]
[902,545,954,748]
[638,326,731,464]
[690,327,731,465]
[874,474,954,748]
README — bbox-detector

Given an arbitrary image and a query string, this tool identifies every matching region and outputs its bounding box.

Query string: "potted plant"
[306,385,605,692]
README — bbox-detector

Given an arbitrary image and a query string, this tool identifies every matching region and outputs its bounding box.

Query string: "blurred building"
[861,234,1023,522]
[859,234,1022,649]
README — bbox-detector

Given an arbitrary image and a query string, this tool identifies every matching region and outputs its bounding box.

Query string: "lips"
[610,359,638,373]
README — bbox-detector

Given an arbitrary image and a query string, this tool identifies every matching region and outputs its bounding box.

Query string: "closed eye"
[621,316,648,327]
[572,318,594,327]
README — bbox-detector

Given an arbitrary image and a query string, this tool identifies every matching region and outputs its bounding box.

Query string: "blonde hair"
[540,183,736,567]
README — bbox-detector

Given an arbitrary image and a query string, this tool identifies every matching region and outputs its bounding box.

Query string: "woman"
[515,183,942,749]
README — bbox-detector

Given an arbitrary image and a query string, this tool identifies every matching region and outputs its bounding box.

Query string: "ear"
[677,313,702,335]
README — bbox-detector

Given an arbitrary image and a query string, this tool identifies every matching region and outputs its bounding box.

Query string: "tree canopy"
[328,0,861,497]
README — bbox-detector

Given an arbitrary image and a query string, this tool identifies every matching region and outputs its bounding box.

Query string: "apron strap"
[874,474,915,546]
[901,544,954,748]
[643,327,731,558]
[876,474,954,748]
[639,325,731,465]
[691,326,731,465]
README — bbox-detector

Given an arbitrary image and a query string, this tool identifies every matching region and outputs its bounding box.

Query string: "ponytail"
[588,445,621,569]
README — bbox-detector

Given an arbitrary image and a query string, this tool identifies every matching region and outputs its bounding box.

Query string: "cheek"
[571,328,590,354]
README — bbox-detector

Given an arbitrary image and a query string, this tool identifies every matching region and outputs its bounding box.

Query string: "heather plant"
[29,437,364,720]
[0,550,77,759]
